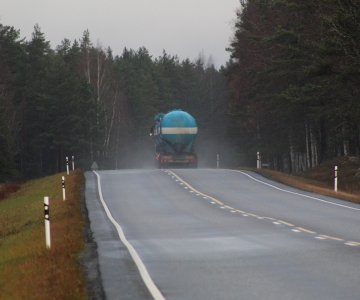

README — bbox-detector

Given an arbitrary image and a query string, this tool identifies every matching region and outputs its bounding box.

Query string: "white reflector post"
[334,166,338,192]
[44,196,51,249]
[72,156,75,170]
[257,152,260,169]
[62,176,66,201]
[66,156,69,175]
[217,154,219,168]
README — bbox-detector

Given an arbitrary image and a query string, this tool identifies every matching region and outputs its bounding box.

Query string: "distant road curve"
[85,169,360,300]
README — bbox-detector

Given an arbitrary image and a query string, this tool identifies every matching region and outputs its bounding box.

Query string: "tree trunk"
[342,123,348,156]
[305,121,310,169]
[310,126,317,167]
[289,133,295,173]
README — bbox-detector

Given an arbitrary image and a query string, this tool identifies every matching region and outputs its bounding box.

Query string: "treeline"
[227,0,360,172]
[0,24,231,180]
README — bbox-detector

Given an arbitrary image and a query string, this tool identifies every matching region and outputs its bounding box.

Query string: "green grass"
[0,170,86,300]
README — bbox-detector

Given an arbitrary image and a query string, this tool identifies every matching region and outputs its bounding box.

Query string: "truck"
[150,110,198,168]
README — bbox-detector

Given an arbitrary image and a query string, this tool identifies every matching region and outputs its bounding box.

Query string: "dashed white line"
[345,243,358,246]
[169,170,360,248]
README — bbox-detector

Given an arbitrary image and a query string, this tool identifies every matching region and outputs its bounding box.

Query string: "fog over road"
[84,169,360,300]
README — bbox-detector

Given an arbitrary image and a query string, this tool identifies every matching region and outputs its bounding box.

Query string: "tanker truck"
[150,110,198,168]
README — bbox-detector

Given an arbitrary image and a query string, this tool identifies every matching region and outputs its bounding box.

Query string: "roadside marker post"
[257,152,261,169]
[62,176,66,201]
[217,154,219,168]
[66,157,69,175]
[44,197,51,249]
[334,166,338,192]
[72,156,75,170]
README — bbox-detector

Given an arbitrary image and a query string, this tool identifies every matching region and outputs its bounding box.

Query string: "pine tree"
[0,24,26,178]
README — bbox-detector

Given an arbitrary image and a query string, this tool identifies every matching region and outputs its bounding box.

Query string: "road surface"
[84,169,360,300]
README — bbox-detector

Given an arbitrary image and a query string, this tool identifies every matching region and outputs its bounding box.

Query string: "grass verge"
[239,156,360,204]
[0,170,87,300]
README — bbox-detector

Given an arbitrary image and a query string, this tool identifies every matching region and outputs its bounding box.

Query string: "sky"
[1,0,240,68]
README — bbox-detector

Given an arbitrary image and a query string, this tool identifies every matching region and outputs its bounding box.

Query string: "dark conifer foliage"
[227,0,360,172]
[0,24,231,180]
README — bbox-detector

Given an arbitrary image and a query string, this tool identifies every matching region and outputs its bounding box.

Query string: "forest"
[0,24,231,180]
[227,0,360,172]
[1,0,360,181]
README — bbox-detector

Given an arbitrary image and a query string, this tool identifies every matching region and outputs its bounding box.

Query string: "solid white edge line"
[93,171,165,300]
[235,170,360,211]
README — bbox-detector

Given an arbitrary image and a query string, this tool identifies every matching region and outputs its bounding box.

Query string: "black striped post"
[334,166,338,192]
[44,197,51,249]
[66,156,69,175]
[62,176,66,201]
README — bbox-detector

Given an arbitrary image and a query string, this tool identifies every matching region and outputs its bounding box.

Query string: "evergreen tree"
[0,24,26,179]
[22,24,51,178]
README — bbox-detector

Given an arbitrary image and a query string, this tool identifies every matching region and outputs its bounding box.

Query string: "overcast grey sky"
[1,0,240,67]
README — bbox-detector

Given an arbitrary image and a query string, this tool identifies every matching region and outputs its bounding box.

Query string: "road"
[84,169,360,300]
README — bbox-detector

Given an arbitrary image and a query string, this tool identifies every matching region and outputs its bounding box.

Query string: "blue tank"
[150,110,198,168]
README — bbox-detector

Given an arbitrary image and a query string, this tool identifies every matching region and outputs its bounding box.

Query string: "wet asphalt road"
[84,169,360,300]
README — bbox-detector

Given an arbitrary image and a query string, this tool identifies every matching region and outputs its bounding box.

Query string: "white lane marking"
[175,180,179,182]
[196,194,200,196]
[93,172,165,300]
[190,191,194,193]
[170,170,360,247]
[184,187,188,189]
[180,183,183,185]
[236,171,360,211]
